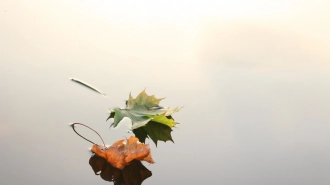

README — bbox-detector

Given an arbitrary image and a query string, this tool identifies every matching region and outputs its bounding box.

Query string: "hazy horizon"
[1,1,330,184]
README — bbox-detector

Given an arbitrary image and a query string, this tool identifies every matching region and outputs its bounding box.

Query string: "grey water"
[1,1,330,185]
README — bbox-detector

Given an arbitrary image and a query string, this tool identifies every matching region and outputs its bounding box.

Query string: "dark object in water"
[89,154,152,185]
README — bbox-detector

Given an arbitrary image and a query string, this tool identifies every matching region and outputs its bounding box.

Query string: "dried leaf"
[92,136,155,170]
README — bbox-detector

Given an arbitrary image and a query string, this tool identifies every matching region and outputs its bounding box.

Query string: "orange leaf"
[92,136,155,169]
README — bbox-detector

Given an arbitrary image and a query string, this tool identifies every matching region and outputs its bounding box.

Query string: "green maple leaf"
[146,114,177,128]
[107,89,181,130]
[106,89,181,145]
[133,120,174,146]
[107,113,176,145]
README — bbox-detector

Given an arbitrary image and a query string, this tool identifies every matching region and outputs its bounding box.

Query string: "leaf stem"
[71,123,106,147]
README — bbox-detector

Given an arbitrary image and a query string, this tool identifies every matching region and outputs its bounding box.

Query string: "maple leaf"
[133,120,174,146]
[107,89,181,130]
[146,114,177,128]
[92,136,155,170]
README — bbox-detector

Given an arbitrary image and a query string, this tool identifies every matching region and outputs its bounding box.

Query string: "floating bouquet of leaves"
[108,89,182,145]
[71,78,182,174]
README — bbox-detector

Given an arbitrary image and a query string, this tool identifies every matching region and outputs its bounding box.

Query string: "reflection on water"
[89,155,152,185]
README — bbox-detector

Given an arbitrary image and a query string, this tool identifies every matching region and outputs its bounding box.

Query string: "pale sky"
[1,0,329,71]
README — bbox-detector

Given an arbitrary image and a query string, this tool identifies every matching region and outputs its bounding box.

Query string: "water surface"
[1,1,330,185]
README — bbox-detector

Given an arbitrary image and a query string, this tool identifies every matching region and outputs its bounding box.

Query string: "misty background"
[1,0,330,185]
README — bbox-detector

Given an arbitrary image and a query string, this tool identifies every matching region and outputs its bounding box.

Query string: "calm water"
[1,1,330,185]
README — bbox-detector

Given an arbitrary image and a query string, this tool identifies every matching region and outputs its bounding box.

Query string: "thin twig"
[71,123,106,147]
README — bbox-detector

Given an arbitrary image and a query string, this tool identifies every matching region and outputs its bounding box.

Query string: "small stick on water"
[71,123,106,147]
[70,78,106,96]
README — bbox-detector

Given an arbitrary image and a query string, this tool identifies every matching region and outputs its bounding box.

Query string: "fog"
[1,0,330,184]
